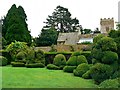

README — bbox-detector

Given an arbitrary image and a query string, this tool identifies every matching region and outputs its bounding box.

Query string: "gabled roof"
[57,32,79,45]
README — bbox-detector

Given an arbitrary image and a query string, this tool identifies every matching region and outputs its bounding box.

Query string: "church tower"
[100,18,114,33]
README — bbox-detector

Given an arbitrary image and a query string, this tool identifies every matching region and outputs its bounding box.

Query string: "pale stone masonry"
[100,18,114,33]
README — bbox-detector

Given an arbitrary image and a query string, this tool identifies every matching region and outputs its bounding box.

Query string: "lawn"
[1,66,98,88]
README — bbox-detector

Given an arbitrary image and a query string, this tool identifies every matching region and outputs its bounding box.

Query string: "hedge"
[25,63,45,68]
[11,62,25,67]
[46,64,60,70]
[0,56,8,66]
[63,66,77,73]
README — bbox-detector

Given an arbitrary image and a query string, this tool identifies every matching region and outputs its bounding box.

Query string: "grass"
[2,66,98,88]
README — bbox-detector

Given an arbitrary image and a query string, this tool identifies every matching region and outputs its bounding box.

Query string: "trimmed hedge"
[63,66,76,73]
[66,56,77,66]
[16,51,26,60]
[71,51,81,56]
[53,54,66,67]
[99,79,119,88]
[25,63,45,68]
[82,70,92,79]
[77,55,88,65]
[73,63,89,77]
[90,63,113,84]
[46,64,60,70]
[11,62,25,67]
[0,56,8,66]
[102,51,118,64]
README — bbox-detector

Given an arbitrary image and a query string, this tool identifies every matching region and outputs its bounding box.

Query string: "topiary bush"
[46,64,60,70]
[11,62,25,67]
[0,56,8,66]
[66,56,77,66]
[82,70,92,79]
[102,51,118,64]
[25,63,45,68]
[35,50,45,64]
[99,79,119,88]
[77,55,88,65]
[73,63,90,77]
[63,66,77,73]
[16,51,26,60]
[90,63,113,84]
[71,51,81,56]
[53,54,66,67]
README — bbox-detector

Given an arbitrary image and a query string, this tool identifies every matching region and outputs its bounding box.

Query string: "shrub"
[53,54,66,67]
[63,66,76,73]
[66,56,77,66]
[73,63,89,77]
[25,63,45,68]
[93,34,105,44]
[0,56,8,66]
[95,37,117,51]
[46,64,60,70]
[16,51,26,60]
[71,51,81,56]
[99,79,119,88]
[92,58,100,64]
[102,51,118,64]
[35,50,45,64]
[111,71,120,79]
[82,70,92,79]
[90,63,113,84]
[26,48,35,60]
[11,62,25,67]
[77,55,88,65]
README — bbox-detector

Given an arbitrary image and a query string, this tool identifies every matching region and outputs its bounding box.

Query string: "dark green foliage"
[0,50,11,64]
[3,4,31,45]
[91,48,103,61]
[66,56,77,66]
[53,54,66,67]
[0,56,8,66]
[72,51,81,56]
[99,79,119,88]
[36,27,58,46]
[111,71,120,79]
[11,62,25,67]
[109,30,120,58]
[93,34,105,44]
[16,51,26,60]
[102,51,118,64]
[82,70,92,79]
[83,29,92,34]
[46,64,60,70]
[35,50,45,64]
[73,63,89,77]
[90,63,113,84]
[92,58,100,64]
[63,66,76,73]
[77,55,88,65]
[95,37,117,51]
[25,63,45,68]
[44,5,79,33]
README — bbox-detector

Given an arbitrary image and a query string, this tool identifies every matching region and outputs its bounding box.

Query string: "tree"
[44,5,79,33]
[2,4,31,45]
[35,27,58,46]
[93,28,101,34]
[83,29,92,34]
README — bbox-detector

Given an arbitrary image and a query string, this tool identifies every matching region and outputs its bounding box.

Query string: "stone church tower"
[100,18,114,33]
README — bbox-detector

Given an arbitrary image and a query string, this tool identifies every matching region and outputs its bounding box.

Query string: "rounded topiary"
[99,79,119,88]
[66,56,77,66]
[53,54,66,67]
[73,63,89,77]
[72,51,81,56]
[82,70,92,79]
[0,56,8,66]
[16,51,26,60]
[25,63,45,68]
[35,50,45,64]
[46,64,60,70]
[102,51,118,64]
[77,55,88,65]
[11,62,25,67]
[90,63,113,84]
[63,66,76,73]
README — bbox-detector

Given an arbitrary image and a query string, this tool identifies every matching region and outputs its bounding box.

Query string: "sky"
[0,0,119,37]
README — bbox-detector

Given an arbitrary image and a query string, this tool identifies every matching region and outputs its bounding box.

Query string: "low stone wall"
[35,44,91,52]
